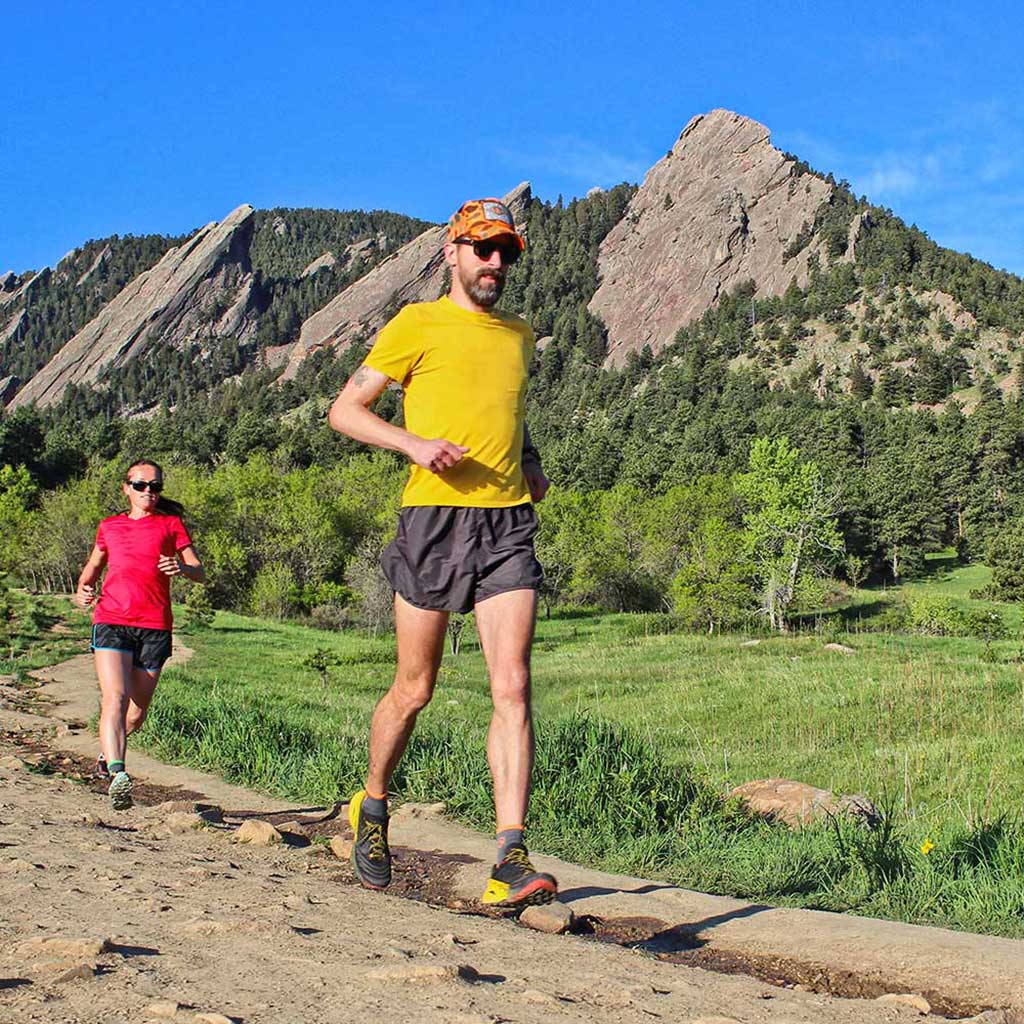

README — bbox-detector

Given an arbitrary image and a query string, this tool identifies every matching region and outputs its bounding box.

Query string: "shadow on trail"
[559,882,678,902]
[108,943,160,958]
[577,902,773,955]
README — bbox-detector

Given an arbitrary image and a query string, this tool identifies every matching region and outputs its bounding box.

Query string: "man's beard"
[463,267,505,307]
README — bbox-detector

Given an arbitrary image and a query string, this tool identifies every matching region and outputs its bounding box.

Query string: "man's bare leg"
[475,588,537,833]
[351,594,448,890]
[365,594,448,797]
[475,586,556,905]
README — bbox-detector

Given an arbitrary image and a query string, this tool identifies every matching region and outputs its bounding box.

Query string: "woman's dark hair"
[124,459,186,518]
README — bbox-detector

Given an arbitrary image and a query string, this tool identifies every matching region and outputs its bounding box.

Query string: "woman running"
[74,460,205,810]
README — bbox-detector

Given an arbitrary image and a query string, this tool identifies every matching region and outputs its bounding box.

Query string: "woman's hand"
[157,555,182,577]
[74,583,97,608]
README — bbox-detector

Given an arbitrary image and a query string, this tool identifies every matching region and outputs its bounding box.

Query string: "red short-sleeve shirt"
[93,513,193,630]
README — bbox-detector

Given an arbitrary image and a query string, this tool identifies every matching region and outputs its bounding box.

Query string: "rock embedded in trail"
[165,812,205,833]
[521,988,564,1006]
[53,961,96,983]
[145,1000,181,1018]
[1,857,42,873]
[16,936,110,959]
[366,963,479,985]
[519,901,574,935]
[233,819,282,846]
[329,836,353,860]
[875,992,931,1014]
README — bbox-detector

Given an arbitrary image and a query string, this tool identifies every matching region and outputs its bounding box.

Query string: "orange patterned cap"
[446,198,525,250]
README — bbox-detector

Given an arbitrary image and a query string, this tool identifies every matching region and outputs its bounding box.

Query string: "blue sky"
[3,0,1022,275]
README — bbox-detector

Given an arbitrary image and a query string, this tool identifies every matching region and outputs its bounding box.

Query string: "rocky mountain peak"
[280,183,532,379]
[9,204,260,409]
[589,109,833,365]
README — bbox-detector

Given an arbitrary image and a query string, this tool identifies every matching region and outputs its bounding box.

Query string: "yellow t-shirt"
[365,296,535,508]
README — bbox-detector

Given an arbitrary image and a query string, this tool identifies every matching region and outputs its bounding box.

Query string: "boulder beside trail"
[729,778,879,828]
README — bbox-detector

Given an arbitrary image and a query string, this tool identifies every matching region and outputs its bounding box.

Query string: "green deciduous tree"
[671,516,753,632]
[735,437,843,631]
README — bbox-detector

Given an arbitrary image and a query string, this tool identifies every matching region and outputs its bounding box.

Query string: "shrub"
[181,585,215,630]
[308,603,352,632]
[962,607,1008,641]
[249,563,298,620]
[905,594,966,636]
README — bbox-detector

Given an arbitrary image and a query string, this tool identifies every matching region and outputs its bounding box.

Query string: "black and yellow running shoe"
[348,789,391,890]
[481,844,558,907]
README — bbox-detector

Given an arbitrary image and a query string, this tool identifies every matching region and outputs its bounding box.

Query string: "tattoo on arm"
[350,364,394,391]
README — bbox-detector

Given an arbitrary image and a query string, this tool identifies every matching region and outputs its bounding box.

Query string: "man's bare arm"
[328,364,468,473]
[521,423,549,502]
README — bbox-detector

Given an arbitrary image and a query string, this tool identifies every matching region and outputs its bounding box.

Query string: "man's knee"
[390,670,436,715]
[491,669,531,711]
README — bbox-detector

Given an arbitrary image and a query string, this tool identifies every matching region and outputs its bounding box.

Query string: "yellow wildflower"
[920,838,935,856]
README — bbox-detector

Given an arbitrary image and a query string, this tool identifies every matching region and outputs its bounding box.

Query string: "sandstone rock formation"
[0,267,50,309]
[76,245,111,287]
[0,374,18,405]
[2,308,26,345]
[280,183,532,380]
[301,252,338,278]
[589,109,834,366]
[9,205,261,409]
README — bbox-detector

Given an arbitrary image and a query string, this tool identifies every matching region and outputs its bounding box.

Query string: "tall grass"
[142,656,1024,938]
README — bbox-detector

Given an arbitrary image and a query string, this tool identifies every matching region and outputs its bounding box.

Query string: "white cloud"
[495,136,649,188]
[862,163,920,197]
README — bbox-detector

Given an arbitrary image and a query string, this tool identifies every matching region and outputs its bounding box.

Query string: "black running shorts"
[91,623,172,672]
[381,505,544,614]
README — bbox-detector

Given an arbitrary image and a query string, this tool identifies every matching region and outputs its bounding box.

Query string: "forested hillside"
[4,132,1024,630]
[0,233,187,384]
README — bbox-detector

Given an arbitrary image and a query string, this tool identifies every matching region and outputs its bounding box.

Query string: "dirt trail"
[1,650,1020,1024]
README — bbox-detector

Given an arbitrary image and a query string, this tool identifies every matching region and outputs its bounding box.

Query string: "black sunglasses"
[454,238,521,264]
[127,479,163,493]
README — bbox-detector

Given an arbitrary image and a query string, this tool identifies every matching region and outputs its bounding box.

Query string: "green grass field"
[128,563,1024,938]
[7,564,1021,936]
[0,588,93,677]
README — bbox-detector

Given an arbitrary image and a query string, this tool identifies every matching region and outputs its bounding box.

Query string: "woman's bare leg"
[95,650,134,765]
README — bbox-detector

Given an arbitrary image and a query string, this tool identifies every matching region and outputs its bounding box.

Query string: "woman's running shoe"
[481,844,558,907]
[95,756,110,780]
[108,771,133,811]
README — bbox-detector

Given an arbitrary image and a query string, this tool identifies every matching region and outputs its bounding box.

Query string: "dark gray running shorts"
[91,623,172,672]
[381,505,543,614]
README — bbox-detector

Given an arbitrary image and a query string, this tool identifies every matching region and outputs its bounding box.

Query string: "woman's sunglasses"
[454,238,521,264]
[127,479,163,493]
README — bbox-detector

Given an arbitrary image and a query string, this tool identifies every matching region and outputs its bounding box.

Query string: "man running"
[328,197,556,907]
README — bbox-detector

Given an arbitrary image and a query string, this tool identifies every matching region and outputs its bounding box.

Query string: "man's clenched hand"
[408,438,470,474]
